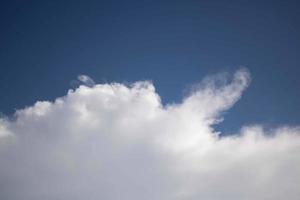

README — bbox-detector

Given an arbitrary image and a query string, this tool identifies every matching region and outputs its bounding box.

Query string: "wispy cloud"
[0,69,299,200]
[77,74,95,87]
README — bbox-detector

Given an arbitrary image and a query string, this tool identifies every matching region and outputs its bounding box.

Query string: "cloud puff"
[77,74,95,87]
[0,68,299,200]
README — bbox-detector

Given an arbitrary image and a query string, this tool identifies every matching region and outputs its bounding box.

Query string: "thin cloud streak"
[77,74,95,87]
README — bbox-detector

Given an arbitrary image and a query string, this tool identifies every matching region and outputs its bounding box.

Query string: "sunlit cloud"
[0,69,299,200]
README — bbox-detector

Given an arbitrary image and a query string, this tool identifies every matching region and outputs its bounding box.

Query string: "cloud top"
[0,69,299,200]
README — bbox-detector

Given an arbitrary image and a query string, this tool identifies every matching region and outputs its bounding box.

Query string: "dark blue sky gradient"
[1,0,300,133]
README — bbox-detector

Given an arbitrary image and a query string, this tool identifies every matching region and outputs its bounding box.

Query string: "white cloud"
[0,68,299,200]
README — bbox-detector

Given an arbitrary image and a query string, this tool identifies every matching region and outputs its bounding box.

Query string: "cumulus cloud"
[0,68,299,200]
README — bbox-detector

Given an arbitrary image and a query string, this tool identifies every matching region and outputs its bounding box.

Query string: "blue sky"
[1,0,300,134]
